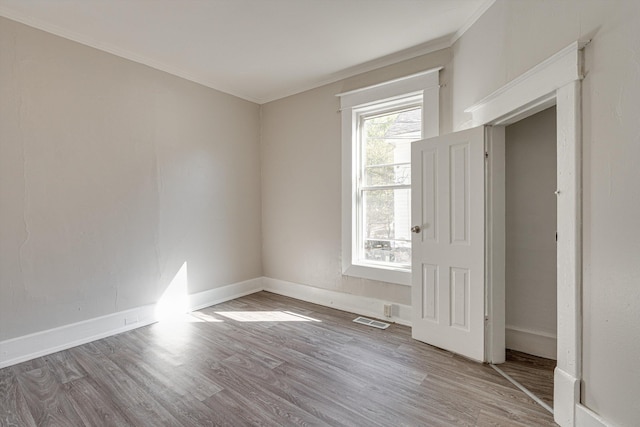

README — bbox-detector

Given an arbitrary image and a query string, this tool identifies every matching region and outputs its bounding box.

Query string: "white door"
[411,126,486,362]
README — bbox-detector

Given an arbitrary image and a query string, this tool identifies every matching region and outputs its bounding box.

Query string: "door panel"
[421,149,438,242]
[411,126,485,362]
[450,267,470,330]
[421,264,438,321]
[450,143,470,244]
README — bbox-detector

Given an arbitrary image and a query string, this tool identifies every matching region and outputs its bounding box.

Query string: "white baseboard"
[188,278,264,312]
[262,277,412,326]
[576,404,616,427]
[1,276,412,369]
[554,366,580,427]
[505,325,557,360]
[0,304,157,370]
[0,277,263,369]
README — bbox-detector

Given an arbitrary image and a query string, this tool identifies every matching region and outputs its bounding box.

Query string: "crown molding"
[0,6,262,103]
[1,1,496,105]
[450,0,497,46]
[259,36,451,104]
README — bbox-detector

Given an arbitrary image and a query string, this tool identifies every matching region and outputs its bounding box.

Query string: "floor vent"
[353,317,390,330]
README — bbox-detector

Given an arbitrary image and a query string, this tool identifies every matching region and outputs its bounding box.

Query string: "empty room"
[1,1,639,426]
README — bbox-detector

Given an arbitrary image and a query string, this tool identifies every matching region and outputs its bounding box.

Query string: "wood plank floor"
[0,292,557,426]
[499,349,556,408]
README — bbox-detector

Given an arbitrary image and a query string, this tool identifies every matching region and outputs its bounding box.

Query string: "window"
[357,98,420,269]
[339,69,440,285]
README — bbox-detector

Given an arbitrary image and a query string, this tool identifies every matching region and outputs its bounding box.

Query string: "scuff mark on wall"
[114,284,119,312]
[17,66,30,293]
[614,86,624,124]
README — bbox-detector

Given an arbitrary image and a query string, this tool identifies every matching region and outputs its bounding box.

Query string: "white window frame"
[338,68,441,286]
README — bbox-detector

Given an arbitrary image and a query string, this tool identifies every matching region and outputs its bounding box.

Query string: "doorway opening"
[411,41,584,426]
[497,106,558,412]
[474,42,584,427]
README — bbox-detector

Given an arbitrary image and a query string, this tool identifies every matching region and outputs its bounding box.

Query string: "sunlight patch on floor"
[190,311,224,322]
[215,311,321,322]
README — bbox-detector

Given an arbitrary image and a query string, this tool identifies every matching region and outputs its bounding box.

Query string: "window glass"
[356,105,421,270]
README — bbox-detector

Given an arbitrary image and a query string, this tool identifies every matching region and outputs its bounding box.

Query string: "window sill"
[342,264,411,286]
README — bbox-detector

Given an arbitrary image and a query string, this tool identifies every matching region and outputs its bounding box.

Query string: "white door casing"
[411,126,486,362]
[410,41,584,427]
[465,42,585,427]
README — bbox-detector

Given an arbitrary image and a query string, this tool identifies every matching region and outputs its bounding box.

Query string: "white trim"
[0,6,263,104]
[340,70,440,286]
[188,279,262,312]
[0,276,416,369]
[555,80,582,379]
[576,404,617,427]
[262,277,412,326]
[554,367,581,427]
[485,126,506,364]
[465,41,587,126]
[472,42,584,427]
[0,2,499,105]
[337,68,441,108]
[0,304,157,369]
[343,264,411,287]
[0,278,263,369]
[505,325,557,360]
[336,68,443,100]
[269,38,452,104]
[270,0,496,105]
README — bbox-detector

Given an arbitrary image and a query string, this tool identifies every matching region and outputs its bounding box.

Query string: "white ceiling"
[0,0,492,104]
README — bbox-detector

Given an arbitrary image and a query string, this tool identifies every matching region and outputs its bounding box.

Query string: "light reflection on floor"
[154,310,321,324]
[154,262,320,325]
[215,311,321,322]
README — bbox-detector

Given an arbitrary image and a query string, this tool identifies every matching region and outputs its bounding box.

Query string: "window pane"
[363,107,421,169]
[364,163,410,186]
[362,188,411,266]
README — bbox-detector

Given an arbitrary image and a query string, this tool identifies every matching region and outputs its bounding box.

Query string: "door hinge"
[485,151,489,159]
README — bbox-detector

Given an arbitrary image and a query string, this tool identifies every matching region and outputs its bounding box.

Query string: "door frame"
[465,41,586,427]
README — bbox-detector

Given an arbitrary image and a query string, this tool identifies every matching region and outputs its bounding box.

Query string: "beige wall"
[260,49,451,307]
[505,107,557,344]
[452,1,640,425]
[3,1,640,424]
[262,1,640,424]
[0,17,262,341]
